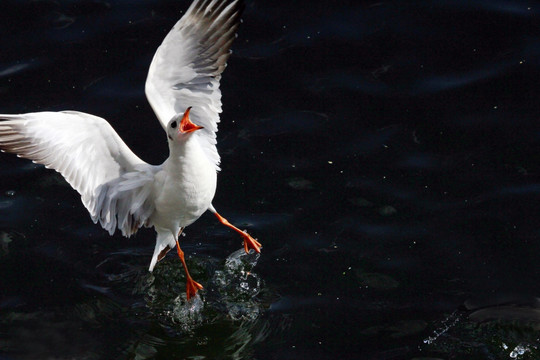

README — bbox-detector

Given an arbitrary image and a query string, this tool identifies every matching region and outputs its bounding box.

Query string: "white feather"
[145,0,243,171]
[0,111,156,237]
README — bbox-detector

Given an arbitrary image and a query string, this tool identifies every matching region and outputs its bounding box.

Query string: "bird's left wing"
[0,111,155,236]
[145,0,244,171]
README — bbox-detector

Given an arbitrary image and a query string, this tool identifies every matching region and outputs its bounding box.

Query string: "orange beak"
[180,107,204,133]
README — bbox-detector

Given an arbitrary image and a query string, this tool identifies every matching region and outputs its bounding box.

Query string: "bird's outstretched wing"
[145,0,244,171]
[0,111,156,236]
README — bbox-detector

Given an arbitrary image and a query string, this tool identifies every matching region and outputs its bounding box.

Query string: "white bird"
[0,0,261,300]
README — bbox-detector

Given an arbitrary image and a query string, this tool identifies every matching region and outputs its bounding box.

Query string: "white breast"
[150,135,217,232]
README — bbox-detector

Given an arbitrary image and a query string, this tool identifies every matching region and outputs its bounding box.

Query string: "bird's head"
[167,107,204,142]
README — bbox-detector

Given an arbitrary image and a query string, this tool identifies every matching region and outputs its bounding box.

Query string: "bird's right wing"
[145,0,244,171]
[0,111,156,236]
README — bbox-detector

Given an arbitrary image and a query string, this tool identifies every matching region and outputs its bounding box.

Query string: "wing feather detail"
[0,111,157,237]
[145,0,244,171]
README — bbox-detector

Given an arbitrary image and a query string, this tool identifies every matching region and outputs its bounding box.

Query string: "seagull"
[0,0,261,300]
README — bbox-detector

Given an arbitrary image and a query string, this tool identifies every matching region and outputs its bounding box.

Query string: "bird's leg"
[175,239,203,300]
[213,212,262,253]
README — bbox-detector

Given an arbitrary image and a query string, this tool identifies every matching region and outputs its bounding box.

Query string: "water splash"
[138,259,207,331]
[164,294,205,332]
[509,343,533,359]
[209,249,263,321]
[422,303,540,358]
[138,248,264,327]
[423,310,463,345]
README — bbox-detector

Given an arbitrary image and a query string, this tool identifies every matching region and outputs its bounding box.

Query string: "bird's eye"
[171,121,177,129]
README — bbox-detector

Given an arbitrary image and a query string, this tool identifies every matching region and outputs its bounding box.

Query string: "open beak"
[180,107,204,133]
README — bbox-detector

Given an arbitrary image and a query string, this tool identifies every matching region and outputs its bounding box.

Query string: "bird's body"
[0,0,261,300]
[152,134,217,231]
[148,133,218,272]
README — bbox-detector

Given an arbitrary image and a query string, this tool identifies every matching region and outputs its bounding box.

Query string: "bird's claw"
[242,231,262,254]
[186,276,203,301]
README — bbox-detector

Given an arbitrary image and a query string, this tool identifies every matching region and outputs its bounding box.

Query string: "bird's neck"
[164,134,216,186]
[167,134,205,167]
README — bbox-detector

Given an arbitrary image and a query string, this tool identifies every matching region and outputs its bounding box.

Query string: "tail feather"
[149,231,176,271]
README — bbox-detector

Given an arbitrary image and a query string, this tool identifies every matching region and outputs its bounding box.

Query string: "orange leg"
[175,239,203,301]
[214,212,262,253]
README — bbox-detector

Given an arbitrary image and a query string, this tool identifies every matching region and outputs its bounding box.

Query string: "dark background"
[2,0,540,359]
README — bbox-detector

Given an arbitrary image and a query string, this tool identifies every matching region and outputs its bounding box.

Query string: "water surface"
[2,0,540,359]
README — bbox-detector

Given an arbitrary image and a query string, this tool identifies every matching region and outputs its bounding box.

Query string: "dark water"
[2,0,540,359]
